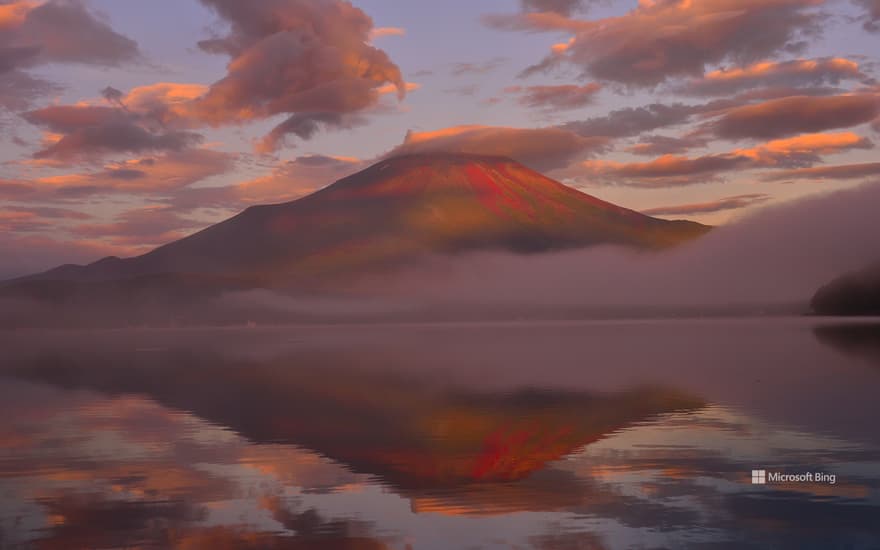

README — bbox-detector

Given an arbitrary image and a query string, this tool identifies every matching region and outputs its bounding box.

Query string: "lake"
[1,318,879,549]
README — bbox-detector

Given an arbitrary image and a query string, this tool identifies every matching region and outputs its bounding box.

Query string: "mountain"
[811,262,880,315]
[9,153,708,290]
[1,153,711,326]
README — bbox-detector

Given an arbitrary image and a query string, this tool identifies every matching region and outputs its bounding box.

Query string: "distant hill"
[811,262,880,315]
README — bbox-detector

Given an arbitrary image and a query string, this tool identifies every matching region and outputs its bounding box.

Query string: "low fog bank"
[359,180,880,314]
[220,181,880,320]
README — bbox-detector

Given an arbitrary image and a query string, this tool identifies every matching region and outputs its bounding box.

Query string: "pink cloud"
[582,131,873,185]
[675,57,870,96]
[486,0,826,87]
[0,0,140,111]
[0,0,140,72]
[23,105,202,162]
[855,0,880,32]
[641,194,772,216]
[711,93,880,139]
[184,0,405,151]
[505,83,602,111]
[519,0,594,16]
[6,149,236,200]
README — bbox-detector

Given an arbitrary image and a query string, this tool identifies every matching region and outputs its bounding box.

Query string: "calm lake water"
[1,318,879,549]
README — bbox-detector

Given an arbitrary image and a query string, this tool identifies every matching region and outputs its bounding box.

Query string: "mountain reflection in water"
[1,319,879,549]
[814,322,880,367]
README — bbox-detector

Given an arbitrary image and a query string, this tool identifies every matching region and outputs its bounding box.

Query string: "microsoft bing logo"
[751,469,767,484]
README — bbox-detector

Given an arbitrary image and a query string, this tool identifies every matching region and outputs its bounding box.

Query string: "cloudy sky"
[1,0,879,278]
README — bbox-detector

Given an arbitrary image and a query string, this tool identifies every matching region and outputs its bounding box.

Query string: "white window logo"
[751,469,766,484]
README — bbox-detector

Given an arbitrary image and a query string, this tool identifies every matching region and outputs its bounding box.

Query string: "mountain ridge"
[6,153,709,290]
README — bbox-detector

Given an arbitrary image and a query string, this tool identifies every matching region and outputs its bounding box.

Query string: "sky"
[1,0,879,279]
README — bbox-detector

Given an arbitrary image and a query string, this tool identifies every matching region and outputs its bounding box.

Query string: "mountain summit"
[13,153,708,291]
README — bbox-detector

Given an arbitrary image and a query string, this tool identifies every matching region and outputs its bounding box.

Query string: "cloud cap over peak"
[388,125,609,172]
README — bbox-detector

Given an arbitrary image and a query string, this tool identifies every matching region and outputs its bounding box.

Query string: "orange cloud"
[0,209,49,232]
[733,131,872,165]
[550,37,575,53]
[34,149,235,195]
[114,82,210,127]
[0,0,36,30]
[755,131,869,152]
[582,131,872,185]
[370,26,405,39]
[707,58,858,83]
[712,93,880,139]
[376,81,420,96]
[0,206,92,237]
[583,154,749,185]
[678,57,868,96]
[124,83,208,104]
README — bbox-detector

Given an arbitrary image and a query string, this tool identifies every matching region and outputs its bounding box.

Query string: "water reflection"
[0,321,879,549]
[814,322,880,366]
[9,348,703,492]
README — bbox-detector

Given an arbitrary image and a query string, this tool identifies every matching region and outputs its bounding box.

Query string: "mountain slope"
[11,153,708,290]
